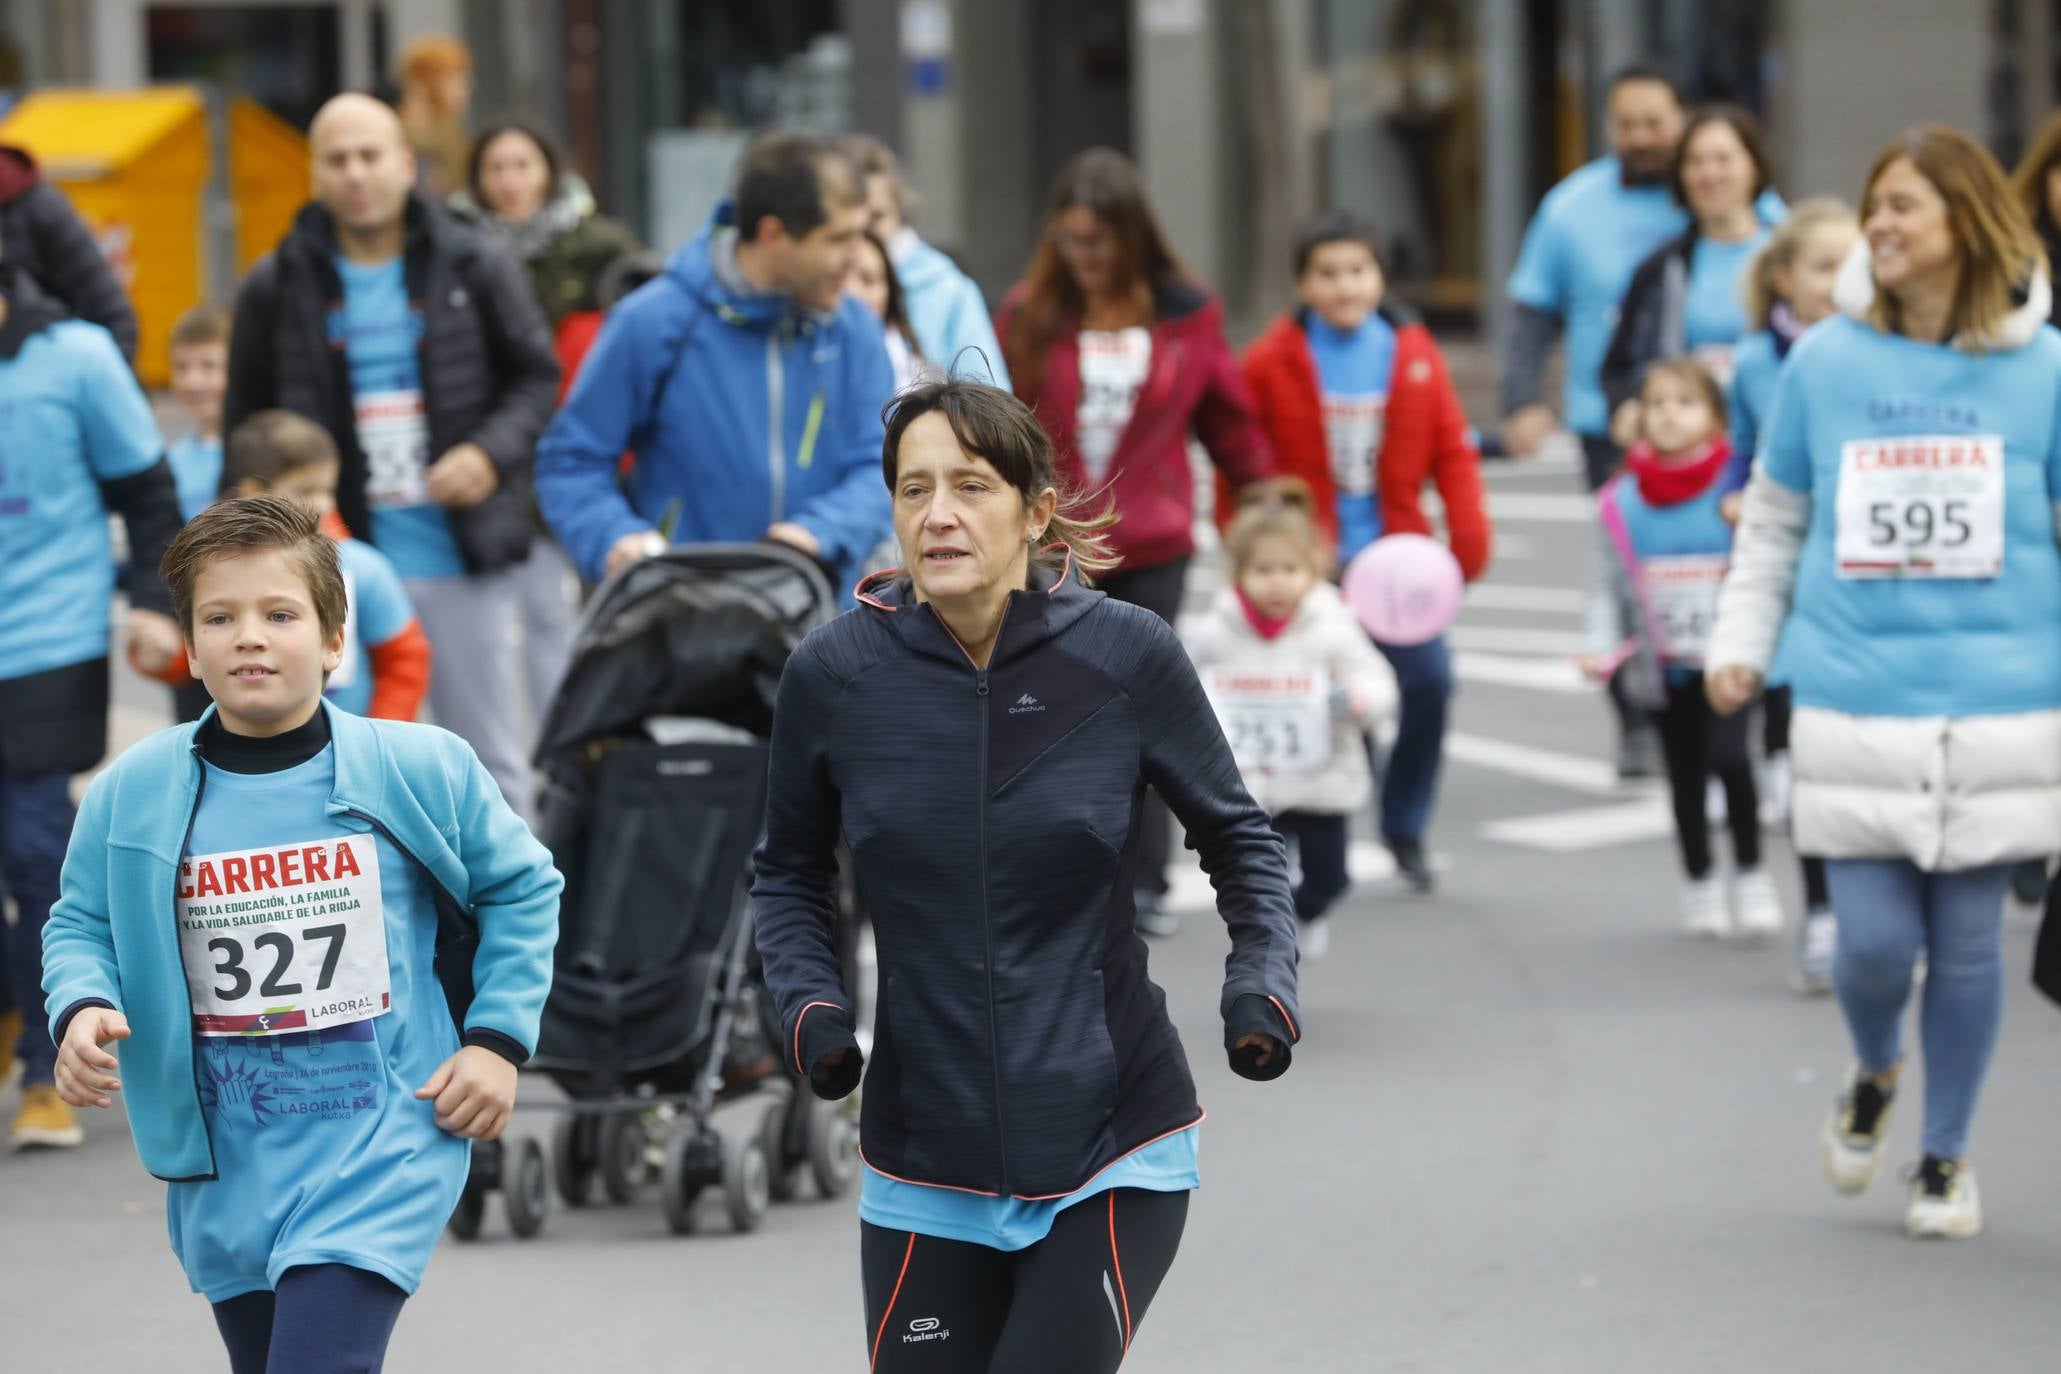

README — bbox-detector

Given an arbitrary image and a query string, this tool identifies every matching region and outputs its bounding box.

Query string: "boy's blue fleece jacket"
[41,703,561,1183]
[534,200,895,584]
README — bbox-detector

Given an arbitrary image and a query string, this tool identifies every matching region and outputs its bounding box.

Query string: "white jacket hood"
[1832,237,2052,350]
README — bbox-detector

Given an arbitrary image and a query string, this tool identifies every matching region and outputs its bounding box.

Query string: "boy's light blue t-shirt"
[167,746,467,1301]
[1306,313,1397,564]
[332,256,466,579]
[858,1124,1199,1251]
[323,537,417,717]
[0,319,163,681]
[168,433,224,522]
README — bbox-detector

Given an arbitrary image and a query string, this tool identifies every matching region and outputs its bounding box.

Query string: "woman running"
[753,377,1300,1369]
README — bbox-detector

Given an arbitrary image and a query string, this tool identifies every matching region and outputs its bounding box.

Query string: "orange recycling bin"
[0,88,209,387]
[229,96,310,277]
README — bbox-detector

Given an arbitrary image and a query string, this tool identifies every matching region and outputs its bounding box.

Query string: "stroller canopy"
[536,543,836,760]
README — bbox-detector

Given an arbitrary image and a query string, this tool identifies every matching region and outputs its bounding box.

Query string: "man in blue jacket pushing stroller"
[535,130,896,589]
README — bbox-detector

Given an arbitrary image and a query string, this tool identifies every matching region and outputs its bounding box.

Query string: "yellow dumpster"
[0,88,209,387]
[228,97,310,276]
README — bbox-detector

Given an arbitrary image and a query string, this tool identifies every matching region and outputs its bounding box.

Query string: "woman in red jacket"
[999,147,1275,936]
[1238,212,1491,891]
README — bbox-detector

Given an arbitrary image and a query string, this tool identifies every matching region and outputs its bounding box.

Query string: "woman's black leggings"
[1650,673,1760,879]
[861,1188,1189,1373]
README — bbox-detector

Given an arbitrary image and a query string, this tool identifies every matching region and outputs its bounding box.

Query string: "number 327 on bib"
[1835,434,2004,580]
[177,835,392,1037]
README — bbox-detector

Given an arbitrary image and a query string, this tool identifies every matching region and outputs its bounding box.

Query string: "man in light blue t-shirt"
[1499,64,1688,779]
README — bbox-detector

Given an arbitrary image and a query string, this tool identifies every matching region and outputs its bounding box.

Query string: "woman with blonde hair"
[1707,126,2061,1240]
[1720,196,1861,991]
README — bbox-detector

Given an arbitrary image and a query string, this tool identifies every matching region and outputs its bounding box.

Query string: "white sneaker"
[1906,1158,1982,1240]
[1733,867,1785,938]
[1680,875,1729,938]
[1791,908,1836,995]
[1760,751,1794,826]
[1820,1067,1896,1196]
[1299,917,1331,961]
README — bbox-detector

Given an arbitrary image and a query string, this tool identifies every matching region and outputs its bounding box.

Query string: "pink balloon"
[1341,534,1463,646]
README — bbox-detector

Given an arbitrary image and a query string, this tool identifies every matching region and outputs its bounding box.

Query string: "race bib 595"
[1835,435,2005,580]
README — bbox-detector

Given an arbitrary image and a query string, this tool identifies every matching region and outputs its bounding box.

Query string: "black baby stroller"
[450,543,859,1240]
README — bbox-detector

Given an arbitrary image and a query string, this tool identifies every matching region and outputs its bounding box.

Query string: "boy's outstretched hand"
[416,1046,518,1141]
[55,1008,131,1108]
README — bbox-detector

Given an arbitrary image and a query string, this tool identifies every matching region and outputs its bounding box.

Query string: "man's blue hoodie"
[536,201,895,585]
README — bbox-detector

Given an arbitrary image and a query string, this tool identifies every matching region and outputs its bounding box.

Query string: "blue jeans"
[1371,635,1451,846]
[1825,859,2010,1159]
[1,770,73,1084]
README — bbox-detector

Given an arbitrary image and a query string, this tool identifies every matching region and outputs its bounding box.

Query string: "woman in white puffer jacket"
[1706,125,2061,1242]
[1186,483,1398,959]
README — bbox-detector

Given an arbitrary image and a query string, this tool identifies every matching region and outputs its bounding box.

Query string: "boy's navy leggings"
[212,1264,408,1374]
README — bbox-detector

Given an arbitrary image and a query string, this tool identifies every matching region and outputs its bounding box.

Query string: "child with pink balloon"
[1582,358,1779,939]
[1186,483,1397,959]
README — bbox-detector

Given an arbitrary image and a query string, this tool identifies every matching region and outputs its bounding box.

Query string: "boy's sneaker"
[1791,907,1837,995]
[1134,891,1180,938]
[1906,1156,1982,1239]
[1820,1068,1896,1195]
[10,1085,83,1150]
[1387,838,1435,894]
[0,1009,20,1089]
[1680,875,1729,937]
[1733,867,1785,938]
[1299,917,1331,961]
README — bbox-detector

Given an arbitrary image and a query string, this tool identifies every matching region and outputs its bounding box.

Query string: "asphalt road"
[6,449,2058,1372]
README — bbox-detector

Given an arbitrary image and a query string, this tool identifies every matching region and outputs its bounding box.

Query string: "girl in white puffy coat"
[1186,483,1398,958]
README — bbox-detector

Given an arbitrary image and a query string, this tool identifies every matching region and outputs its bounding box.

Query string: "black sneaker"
[1820,1068,1895,1195]
[1387,838,1435,894]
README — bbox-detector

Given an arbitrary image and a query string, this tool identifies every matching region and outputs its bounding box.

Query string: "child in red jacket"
[1237,211,1492,891]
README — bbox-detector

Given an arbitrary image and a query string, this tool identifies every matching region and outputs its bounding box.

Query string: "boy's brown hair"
[169,303,231,353]
[224,409,341,493]
[162,495,347,643]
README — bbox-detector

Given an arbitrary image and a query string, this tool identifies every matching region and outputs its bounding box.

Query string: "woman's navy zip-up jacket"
[752,555,1301,1199]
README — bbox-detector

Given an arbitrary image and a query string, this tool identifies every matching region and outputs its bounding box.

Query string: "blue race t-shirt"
[1682,230,1772,383]
[858,1123,1199,1251]
[0,319,162,681]
[168,745,467,1301]
[332,256,466,579]
[1507,158,1786,437]
[167,433,224,521]
[1306,313,1397,564]
[324,537,417,716]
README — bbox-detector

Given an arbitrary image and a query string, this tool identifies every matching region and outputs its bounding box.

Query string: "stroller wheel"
[505,1138,550,1239]
[552,1114,600,1207]
[599,1111,656,1204]
[448,1172,488,1242]
[759,1099,801,1202]
[807,1099,860,1199]
[662,1129,716,1235]
[724,1134,773,1233]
